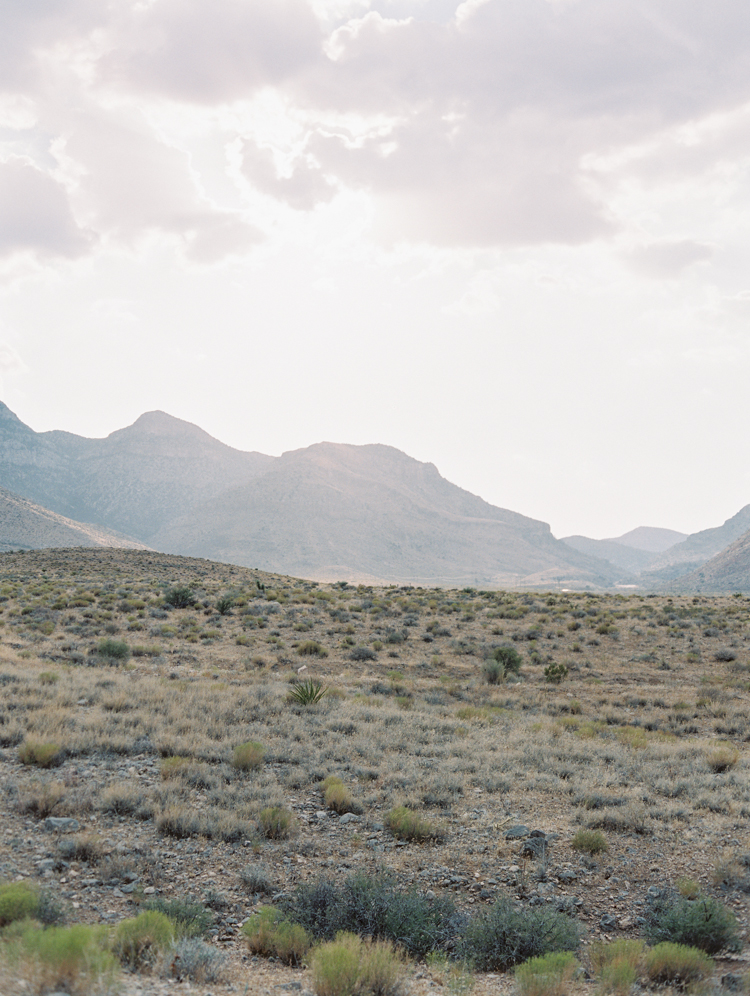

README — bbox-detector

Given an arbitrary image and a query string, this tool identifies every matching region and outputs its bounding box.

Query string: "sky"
[2,0,750,541]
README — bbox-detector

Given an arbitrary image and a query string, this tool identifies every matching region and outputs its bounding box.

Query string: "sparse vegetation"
[241,905,311,965]
[0,549,749,994]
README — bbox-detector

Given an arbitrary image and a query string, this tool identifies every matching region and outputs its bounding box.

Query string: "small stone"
[339,813,360,825]
[529,829,547,838]
[44,818,80,833]
[618,917,633,929]
[600,914,618,930]
[504,825,530,840]
[143,886,156,895]
[521,838,548,859]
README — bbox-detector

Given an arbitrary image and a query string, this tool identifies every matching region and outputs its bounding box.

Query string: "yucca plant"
[288,679,327,705]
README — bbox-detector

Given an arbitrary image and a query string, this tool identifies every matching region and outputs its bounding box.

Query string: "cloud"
[240,140,336,211]
[101,0,323,104]
[625,239,714,279]
[5,0,750,255]
[0,157,92,259]
[55,108,263,260]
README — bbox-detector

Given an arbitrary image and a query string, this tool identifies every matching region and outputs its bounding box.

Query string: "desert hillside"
[0,484,149,553]
[0,404,624,589]
[0,548,747,996]
[152,441,623,587]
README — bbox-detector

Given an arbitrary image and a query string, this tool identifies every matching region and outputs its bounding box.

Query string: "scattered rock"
[44,817,80,833]
[504,825,530,839]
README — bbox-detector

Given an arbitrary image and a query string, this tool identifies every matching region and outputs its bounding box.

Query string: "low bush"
[96,638,131,662]
[298,640,329,657]
[240,864,274,895]
[312,931,408,996]
[0,881,39,925]
[241,906,310,966]
[2,922,117,996]
[644,889,740,954]
[233,741,265,772]
[163,936,227,983]
[706,744,739,773]
[571,829,608,854]
[282,871,461,959]
[164,586,195,609]
[644,942,714,988]
[350,646,377,662]
[323,778,360,816]
[143,897,213,938]
[18,740,63,768]
[385,806,444,843]
[590,939,645,996]
[482,659,505,684]
[259,806,292,839]
[515,951,579,996]
[112,910,175,970]
[17,779,65,816]
[457,895,580,972]
[490,645,523,676]
[543,663,569,684]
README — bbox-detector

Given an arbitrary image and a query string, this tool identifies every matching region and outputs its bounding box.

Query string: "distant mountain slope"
[643,505,750,582]
[0,404,273,541]
[613,526,687,553]
[0,484,148,552]
[152,441,623,587]
[667,530,750,593]
[562,535,655,574]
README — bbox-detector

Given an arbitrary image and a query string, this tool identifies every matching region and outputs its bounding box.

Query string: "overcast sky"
[2,0,750,540]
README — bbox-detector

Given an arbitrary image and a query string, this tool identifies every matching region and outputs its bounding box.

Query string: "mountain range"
[1,401,749,590]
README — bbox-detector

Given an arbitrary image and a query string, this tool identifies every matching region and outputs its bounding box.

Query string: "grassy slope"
[0,548,748,993]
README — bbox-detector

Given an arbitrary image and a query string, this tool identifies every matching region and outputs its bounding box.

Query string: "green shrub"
[164,586,195,609]
[96,638,130,662]
[644,942,714,988]
[288,678,327,705]
[216,595,234,616]
[233,741,265,772]
[0,881,39,925]
[282,871,459,959]
[458,895,580,972]
[571,829,608,854]
[298,640,328,657]
[644,890,740,954]
[143,897,213,938]
[18,740,63,768]
[490,645,523,675]
[515,951,579,996]
[259,806,292,839]
[241,906,310,966]
[3,922,117,995]
[112,910,175,969]
[385,806,444,843]
[590,939,645,996]
[543,663,568,684]
[312,931,408,996]
[323,778,361,815]
[38,671,59,685]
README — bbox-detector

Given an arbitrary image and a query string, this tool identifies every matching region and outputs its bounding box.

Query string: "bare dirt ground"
[0,548,748,995]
